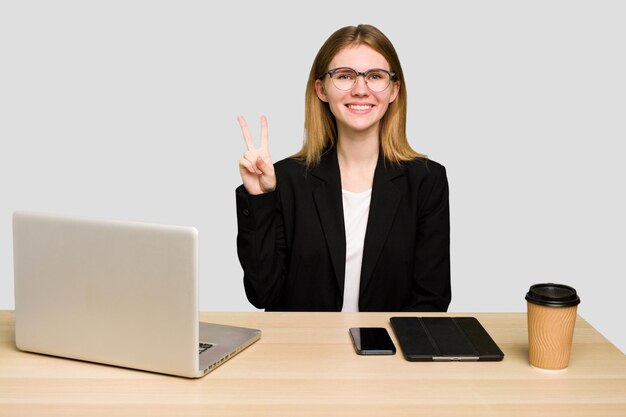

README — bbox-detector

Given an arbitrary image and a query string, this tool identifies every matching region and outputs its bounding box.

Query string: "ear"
[315,79,328,103]
[389,80,400,103]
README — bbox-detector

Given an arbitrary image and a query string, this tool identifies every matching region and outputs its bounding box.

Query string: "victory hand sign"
[237,115,276,195]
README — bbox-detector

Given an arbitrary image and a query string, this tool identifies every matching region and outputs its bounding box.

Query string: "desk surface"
[1,310,625,417]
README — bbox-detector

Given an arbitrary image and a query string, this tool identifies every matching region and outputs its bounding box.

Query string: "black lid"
[525,283,581,307]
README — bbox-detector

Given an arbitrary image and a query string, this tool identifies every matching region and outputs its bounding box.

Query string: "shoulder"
[392,158,449,201]
[398,157,447,181]
[275,156,305,170]
[397,158,449,208]
[274,157,307,177]
[273,157,313,191]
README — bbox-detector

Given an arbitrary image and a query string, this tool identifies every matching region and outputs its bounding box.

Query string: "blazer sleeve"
[408,163,451,311]
[235,185,287,309]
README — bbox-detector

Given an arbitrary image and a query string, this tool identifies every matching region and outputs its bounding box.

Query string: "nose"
[351,75,369,96]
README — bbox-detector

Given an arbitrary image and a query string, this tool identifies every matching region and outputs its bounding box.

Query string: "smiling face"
[315,44,400,138]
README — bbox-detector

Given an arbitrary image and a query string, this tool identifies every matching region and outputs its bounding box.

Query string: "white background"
[1,1,624,353]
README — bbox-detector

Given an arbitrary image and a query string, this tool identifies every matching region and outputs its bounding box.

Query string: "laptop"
[390,316,504,362]
[12,210,261,378]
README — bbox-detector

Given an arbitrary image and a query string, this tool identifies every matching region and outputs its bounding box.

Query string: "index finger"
[237,115,255,150]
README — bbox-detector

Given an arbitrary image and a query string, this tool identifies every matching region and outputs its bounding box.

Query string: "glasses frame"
[323,67,397,92]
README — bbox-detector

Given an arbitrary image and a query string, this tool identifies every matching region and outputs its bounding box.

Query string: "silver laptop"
[12,210,261,378]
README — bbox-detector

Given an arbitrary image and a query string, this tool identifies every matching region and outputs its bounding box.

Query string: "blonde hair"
[293,24,425,167]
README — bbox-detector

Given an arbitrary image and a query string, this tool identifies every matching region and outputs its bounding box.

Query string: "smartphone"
[349,327,396,355]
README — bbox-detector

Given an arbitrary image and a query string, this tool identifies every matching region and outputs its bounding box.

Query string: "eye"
[367,70,387,81]
[332,69,356,81]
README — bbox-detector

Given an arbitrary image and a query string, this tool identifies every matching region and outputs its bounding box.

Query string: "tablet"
[390,317,504,362]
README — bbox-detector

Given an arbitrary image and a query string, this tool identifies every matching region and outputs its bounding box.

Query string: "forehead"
[330,44,390,71]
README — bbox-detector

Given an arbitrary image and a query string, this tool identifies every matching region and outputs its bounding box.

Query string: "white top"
[341,188,372,312]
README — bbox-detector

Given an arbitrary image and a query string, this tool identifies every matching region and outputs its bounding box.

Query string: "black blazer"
[236,147,451,312]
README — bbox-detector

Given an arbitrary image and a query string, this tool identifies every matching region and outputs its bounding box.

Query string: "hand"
[237,115,276,195]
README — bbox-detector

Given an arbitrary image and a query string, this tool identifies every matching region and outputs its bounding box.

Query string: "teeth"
[348,104,372,110]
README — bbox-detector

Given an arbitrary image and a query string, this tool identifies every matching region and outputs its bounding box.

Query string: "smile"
[347,104,373,111]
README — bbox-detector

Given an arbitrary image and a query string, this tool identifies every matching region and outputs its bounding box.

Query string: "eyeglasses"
[324,67,396,93]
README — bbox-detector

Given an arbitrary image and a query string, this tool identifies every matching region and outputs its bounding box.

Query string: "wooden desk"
[1,310,625,416]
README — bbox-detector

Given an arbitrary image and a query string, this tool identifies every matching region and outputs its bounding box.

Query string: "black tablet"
[390,317,504,362]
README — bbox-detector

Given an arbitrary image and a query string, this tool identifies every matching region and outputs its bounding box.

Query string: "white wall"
[1,1,624,353]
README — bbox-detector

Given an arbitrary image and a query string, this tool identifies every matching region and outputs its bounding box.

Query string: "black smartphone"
[349,327,396,355]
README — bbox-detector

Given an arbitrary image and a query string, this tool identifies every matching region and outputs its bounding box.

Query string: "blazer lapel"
[360,156,404,292]
[311,148,346,293]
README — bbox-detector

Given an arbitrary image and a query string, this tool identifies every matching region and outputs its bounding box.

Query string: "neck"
[336,131,379,168]
[336,133,379,193]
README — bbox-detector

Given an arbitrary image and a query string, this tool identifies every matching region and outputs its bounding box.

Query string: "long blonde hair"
[293,24,425,167]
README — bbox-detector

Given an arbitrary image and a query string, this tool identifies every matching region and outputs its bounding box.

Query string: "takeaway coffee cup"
[525,283,581,370]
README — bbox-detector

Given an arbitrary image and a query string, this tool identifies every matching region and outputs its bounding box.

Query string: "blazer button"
[242,209,250,216]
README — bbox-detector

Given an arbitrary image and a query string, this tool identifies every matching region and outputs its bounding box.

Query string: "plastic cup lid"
[525,283,581,307]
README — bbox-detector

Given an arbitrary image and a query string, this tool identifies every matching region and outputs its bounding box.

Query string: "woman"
[236,24,450,312]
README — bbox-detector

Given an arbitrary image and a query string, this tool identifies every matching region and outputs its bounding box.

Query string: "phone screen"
[349,327,396,355]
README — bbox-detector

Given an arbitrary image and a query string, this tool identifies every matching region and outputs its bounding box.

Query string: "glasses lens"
[330,68,357,90]
[365,70,391,92]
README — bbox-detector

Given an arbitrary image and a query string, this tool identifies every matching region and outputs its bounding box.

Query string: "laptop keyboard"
[199,342,214,354]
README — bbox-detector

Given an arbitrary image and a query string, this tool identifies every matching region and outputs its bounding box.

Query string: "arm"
[235,185,288,309]
[235,115,286,308]
[408,163,451,311]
